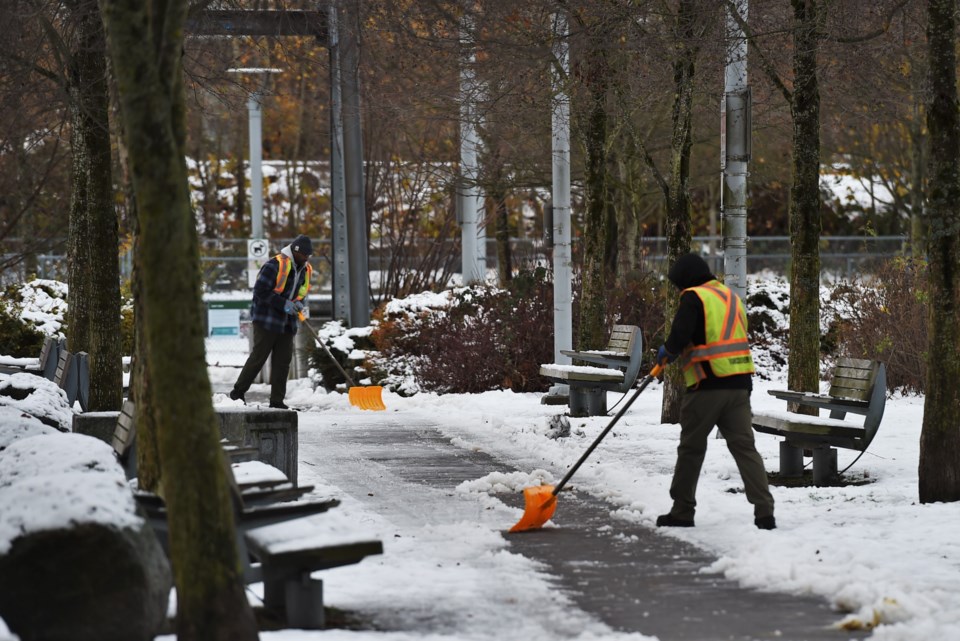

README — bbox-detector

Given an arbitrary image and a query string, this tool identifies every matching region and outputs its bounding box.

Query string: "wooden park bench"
[53,348,89,411]
[244,523,383,628]
[539,324,644,416]
[134,443,381,628]
[752,357,887,485]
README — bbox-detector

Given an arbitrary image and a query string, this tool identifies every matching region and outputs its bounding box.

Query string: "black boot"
[656,513,695,528]
[755,515,777,530]
[229,389,245,403]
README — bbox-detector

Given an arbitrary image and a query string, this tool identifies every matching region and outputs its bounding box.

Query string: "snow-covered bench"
[108,400,314,504]
[752,358,887,485]
[540,325,644,416]
[0,336,62,379]
[245,521,383,628]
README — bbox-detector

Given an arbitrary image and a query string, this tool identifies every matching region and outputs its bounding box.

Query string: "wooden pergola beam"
[185,10,327,44]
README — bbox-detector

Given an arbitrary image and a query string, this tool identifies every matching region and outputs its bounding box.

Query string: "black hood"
[667,253,715,290]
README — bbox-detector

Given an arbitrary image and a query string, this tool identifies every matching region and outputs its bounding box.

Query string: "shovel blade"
[508,485,558,533]
[348,386,386,411]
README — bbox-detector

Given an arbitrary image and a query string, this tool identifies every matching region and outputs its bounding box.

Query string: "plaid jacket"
[250,250,308,334]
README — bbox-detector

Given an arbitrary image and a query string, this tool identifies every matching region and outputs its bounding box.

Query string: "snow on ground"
[2,274,959,640]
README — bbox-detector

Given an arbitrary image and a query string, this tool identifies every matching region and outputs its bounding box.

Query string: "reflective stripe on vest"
[272,254,312,301]
[678,280,754,387]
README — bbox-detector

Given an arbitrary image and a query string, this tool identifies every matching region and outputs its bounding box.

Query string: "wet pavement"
[294,413,868,641]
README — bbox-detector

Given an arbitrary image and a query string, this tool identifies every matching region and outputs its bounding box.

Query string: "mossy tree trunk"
[786,0,823,409]
[919,0,960,503]
[98,0,258,638]
[576,11,612,351]
[65,0,122,412]
[660,0,698,424]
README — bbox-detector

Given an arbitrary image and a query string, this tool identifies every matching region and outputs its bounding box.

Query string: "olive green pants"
[232,322,294,406]
[668,388,775,521]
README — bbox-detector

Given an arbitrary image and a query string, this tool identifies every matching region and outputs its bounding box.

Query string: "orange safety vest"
[272,253,312,301]
[678,280,754,387]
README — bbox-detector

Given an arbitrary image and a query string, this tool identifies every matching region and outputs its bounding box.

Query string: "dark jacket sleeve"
[664,290,704,356]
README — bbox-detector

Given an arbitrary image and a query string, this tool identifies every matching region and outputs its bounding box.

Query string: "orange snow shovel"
[509,363,663,533]
[297,311,386,411]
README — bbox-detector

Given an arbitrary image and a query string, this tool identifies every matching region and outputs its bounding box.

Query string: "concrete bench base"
[73,407,298,485]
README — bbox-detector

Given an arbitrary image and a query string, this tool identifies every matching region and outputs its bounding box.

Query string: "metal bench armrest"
[559,350,630,368]
[767,389,870,415]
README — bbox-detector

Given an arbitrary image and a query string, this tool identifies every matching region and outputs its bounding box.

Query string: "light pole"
[722,1,750,300]
[228,67,282,286]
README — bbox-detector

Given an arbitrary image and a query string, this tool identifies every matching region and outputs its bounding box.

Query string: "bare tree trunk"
[661,0,698,424]
[577,14,611,351]
[98,0,258,638]
[66,0,122,411]
[493,190,512,286]
[919,0,960,503]
[909,65,927,254]
[786,0,822,409]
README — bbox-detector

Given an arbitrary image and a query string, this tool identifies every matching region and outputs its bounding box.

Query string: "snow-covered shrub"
[0,280,67,357]
[369,269,555,394]
[307,320,380,393]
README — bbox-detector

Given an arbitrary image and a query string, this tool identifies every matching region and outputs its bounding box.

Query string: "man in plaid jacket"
[230,234,313,409]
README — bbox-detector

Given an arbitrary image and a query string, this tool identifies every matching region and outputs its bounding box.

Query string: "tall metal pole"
[248,92,264,240]
[340,0,370,325]
[552,13,573,366]
[459,14,484,284]
[328,4,350,324]
[722,0,750,300]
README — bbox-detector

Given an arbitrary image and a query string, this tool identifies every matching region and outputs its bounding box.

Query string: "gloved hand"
[293,300,305,312]
[283,300,298,316]
[657,344,677,365]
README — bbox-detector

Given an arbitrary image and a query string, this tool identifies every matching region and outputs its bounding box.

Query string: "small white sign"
[247,239,270,288]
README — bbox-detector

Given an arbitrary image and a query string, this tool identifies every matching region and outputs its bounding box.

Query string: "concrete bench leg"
[285,574,324,629]
[779,441,803,477]
[812,447,838,486]
[585,388,606,416]
[569,387,606,417]
[569,388,588,416]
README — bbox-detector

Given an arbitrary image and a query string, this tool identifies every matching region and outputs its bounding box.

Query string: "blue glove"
[657,345,677,365]
[283,300,298,315]
[293,300,306,312]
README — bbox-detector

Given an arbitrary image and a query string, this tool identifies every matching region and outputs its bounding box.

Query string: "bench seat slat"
[752,411,865,439]
[766,390,870,412]
[540,364,625,383]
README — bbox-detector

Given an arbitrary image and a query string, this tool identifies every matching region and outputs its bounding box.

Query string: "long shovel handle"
[297,312,357,388]
[552,363,664,497]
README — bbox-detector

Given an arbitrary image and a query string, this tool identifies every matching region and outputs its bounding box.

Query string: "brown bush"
[825,257,927,394]
[369,269,555,394]
[367,267,670,395]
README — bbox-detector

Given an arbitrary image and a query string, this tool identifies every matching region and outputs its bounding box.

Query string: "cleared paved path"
[297,414,867,641]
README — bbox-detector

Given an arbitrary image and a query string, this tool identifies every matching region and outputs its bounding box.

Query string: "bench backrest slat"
[112,400,137,458]
[618,326,644,390]
[54,350,72,386]
[607,324,639,354]
[829,359,879,401]
[829,358,886,448]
